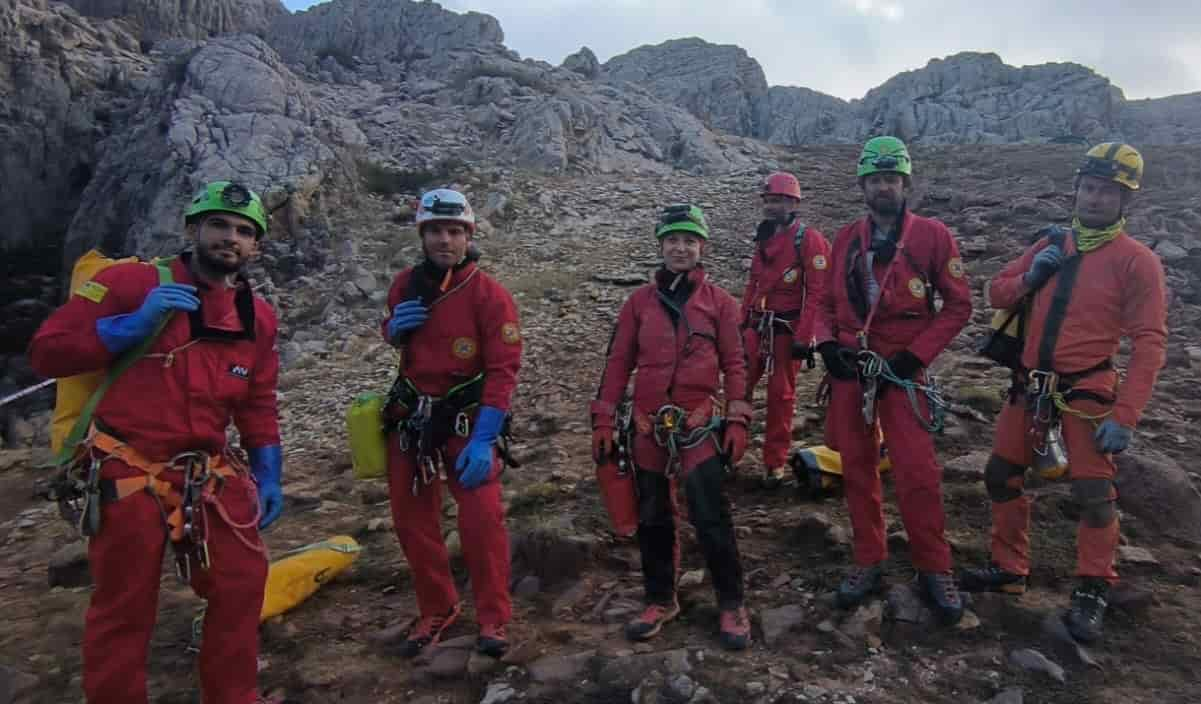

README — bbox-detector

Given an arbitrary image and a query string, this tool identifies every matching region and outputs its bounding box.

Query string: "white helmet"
[416,188,475,233]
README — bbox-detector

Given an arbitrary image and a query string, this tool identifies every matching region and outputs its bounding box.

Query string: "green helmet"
[184,181,268,237]
[857,136,913,178]
[655,203,709,240]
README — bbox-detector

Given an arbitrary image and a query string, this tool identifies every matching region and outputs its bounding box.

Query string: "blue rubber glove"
[386,300,429,343]
[455,406,506,489]
[1022,245,1064,289]
[248,445,284,529]
[96,284,200,354]
[1094,419,1133,454]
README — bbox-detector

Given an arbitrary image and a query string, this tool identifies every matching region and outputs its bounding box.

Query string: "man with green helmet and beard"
[813,137,973,625]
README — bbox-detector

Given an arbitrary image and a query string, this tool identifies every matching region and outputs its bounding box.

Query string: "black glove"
[817,342,858,380]
[791,340,815,367]
[886,350,924,380]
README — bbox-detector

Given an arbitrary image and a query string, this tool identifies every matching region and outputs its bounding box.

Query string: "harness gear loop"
[650,404,723,478]
[384,372,519,495]
[856,350,947,433]
[49,426,266,583]
[615,399,636,477]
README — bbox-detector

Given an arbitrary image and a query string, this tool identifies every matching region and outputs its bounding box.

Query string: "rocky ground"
[2,143,1201,704]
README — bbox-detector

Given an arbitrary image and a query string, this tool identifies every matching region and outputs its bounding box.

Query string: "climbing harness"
[854,347,948,433]
[385,373,518,495]
[44,424,264,584]
[650,404,723,478]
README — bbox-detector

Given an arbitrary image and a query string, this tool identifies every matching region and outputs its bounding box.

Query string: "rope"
[651,404,723,477]
[856,351,948,433]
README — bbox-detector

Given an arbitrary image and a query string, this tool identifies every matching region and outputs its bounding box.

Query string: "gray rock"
[561,46,599,79]
[842,601,884,641]
[267,0,504,69]
[479,682,516,704]
[0,664,40,704]
[64,0,286,42]
[513,575,542,599]
[1008,648,1066,683]
[597,649,691,691]
[759,604,806,647]
[885,584,934,625]
[1117,545,1159,565]
[527,650,596,683]
[423,647,470,679]
[1115,451,1201,546]
[48,541,91,588]
[988,688,1024,704]
[603,38,769,138]
[1155,241,1189,262]
[62,35,339,266]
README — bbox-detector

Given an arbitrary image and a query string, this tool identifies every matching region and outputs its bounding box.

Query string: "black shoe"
[959,563,1027,594]
[836,564,884,610]
[1064,578,1109,643]
[919,572,964,626]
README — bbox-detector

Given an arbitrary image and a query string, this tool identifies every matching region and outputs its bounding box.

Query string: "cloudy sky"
[281,1,1200,101]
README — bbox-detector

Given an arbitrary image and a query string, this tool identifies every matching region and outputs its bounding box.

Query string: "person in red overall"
[740,171,830,488]
[960,143,1167,643]
[591,204,753,650]
[380,188,522,658]
[814,137,972,624]
[28,181,283,704]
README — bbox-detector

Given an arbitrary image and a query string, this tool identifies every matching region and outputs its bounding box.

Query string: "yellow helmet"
[1076,142,1143,191]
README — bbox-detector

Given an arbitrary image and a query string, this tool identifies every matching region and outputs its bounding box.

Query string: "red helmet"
[761,171,802,201]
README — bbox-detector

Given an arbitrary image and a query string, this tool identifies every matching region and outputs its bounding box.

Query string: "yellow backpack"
[49,250,173,466]
[49,249,138,455]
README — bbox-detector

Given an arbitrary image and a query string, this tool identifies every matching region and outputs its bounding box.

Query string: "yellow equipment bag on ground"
[790,444,892,500]
[49,248,138,454]
[192,536,363,646]
[260,535,363,621]
[347,392,388,479]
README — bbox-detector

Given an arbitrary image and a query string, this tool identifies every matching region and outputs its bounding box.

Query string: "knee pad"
[984,454,1026,502]
[1072,478,1117,528]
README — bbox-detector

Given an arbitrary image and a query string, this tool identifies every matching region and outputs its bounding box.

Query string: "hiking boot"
[761,464,788,489]
[1064,578,1109,643]
[477,623,509,657]
[625,599,681,642]
[397,603,462,658]
[836,563,884,610]
[959,563,1027,594]
[718,606,751,651]
[919,572,964,626]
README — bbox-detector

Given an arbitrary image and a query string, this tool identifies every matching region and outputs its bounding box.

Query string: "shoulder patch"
[947,257,965,279]
[74,280,109,304]
[812,254,828,271]
[452,337,478,360]
[907,277,927,299]
[501,322,521,345]
[783,269,799,284]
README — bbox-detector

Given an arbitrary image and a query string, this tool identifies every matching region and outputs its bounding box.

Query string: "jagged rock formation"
[266,0,504,70]
[600,42,1201,147]
[61,34,355,265]
[61,0,286,42]
[603,37,769,138]
[561,46,599,79]
[0,0,149,253]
